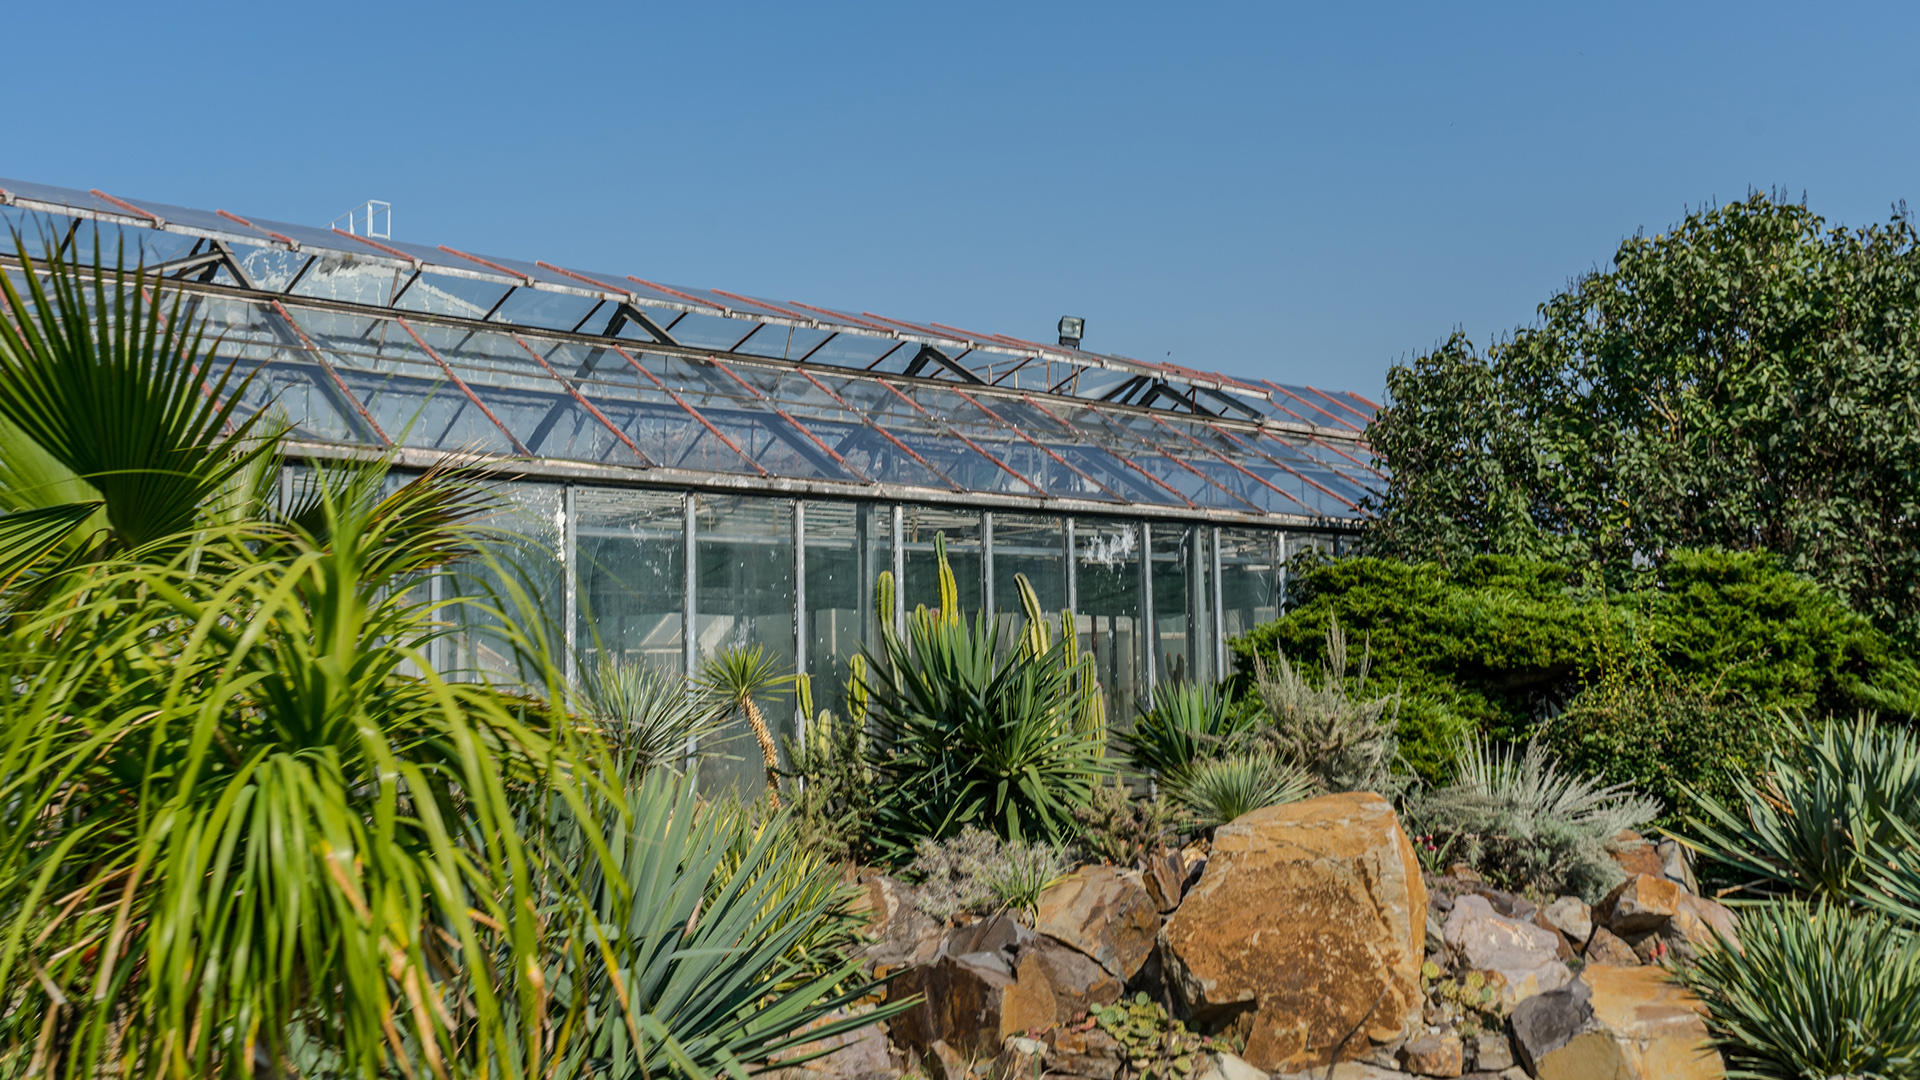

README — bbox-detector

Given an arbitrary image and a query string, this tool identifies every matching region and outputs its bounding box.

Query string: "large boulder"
[1442,894,1574,1010]
[1159,792,1428,1075]
[1511,965,1723,1079]
[854,874,944,975]
[1033,865,1161,979]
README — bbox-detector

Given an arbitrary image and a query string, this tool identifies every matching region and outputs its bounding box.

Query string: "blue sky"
[7,2,1916,397]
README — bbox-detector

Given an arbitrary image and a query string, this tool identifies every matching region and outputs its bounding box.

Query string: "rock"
[1033,865,1160,980]
[1046,1023,1123,1079]
[1426,911,1447,954]
[1513,966,1724,1078]
[1584,926,1641,966]
[1542,896,1592,944]
[994,1035,1047,1080]
[1599,874,1682,936]
[1469,1033,1513,1072]
[1398,1033,1465,1076]
[1442,894,1574,1009]
[885,914,1121,1056]
[1159,792,1428,1074]
[925,1039,967,1080]
[1608,830,1667,880]
[1658,840,1699,894]
[1663,893,1740,962]
[1196,1051,1269,1080]
[762,1005,899,1080]
[1143,849,1190,913]
[1529,910,1576,961]
[855,874,944,974]
[1269,1065,1405,1080]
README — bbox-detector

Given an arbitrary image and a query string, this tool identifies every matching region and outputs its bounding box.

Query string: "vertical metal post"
[891,503,906,636]
[981,511,995,619]
[682,492,699,778]
[1189,525,1205,684]
[856,503,874,645]
[1064,517,1078,614]
[562,483,578,686]
[1278,531,1290,611]
[1211,526,1226,682]
[1139,521,1155,695]
[792,499,807,754]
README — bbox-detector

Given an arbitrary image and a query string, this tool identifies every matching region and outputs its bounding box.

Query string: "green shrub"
[1676,902,1920,1080]
[1541,674,1784,829]
[1165,753,1313,829]
[1071,776,1181,867]
[781,672,880,865]
[1411,738,1659,901]
[1251,615,1408,798]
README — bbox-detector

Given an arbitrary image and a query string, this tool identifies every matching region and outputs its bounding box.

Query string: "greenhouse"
[0,177,1381,791]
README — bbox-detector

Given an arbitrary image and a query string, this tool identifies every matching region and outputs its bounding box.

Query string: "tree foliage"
[1367,193,1920,637]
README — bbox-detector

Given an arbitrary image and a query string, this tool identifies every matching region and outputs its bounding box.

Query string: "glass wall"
[801,501,889,732]
[901,505,982,618]
[694,495,796,797]
[1073,518,1145,727]
[990,513,1067,644]
[574,488,685,679]
[1149,524,1212,687]
[1219,528,1285,675]
[448,481,565,682]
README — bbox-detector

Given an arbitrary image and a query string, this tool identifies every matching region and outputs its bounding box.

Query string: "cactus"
[935,531,958,625]
[847,654,869,724]
[797,671,815,722]
[1014,572,1050,659]
[876,570,896,634]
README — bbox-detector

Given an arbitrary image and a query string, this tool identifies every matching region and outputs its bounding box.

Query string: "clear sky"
[7,2,1916,397]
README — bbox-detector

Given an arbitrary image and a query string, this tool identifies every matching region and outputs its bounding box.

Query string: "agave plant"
[1165,753,1314,829]
[863,534,1109,850]
[1124,679,1260,783]
[1412,737,1659,901]
[1680,715,1920,905]
[1676,901,1920,1079]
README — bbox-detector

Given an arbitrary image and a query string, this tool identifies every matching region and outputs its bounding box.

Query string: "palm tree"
[697,645,796,807]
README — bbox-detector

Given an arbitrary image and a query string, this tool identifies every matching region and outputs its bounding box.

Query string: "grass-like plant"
[580,656,727,778]
[906,826,1069,921]
[1676,901,1920,1079]
[1124,679,1260,782]
[1165,753,1314,829]
[1412,737,1659,900]
[1680,716,1920,904]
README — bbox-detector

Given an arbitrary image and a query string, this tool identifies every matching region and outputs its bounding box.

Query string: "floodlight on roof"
[1058,316,1084,349]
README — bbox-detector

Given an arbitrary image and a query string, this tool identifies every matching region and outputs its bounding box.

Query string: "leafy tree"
[1367,193,1920,637]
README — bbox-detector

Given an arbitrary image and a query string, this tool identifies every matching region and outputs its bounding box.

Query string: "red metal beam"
[709,288,823,324]
[215,209,302,251]
[876,380,1047,497]
[609,346,768,477]
[88,188,160,224]
[951,388,1126,502]
[1301,384,1375,426]
[1147,415,1311,512]
[535,261,631,296]
[708,358,871,482]
[1018,394,1198,509]
[785,300,906,336]
[438,244,534,284]
[1205,423,1361,511]
[508,334,653,466]
[798,370,962,491]
[269,301,391,447]
[1260,379,1358,432]
[330,228,421,267]
[625,276,728,313]
[395,318,530,455]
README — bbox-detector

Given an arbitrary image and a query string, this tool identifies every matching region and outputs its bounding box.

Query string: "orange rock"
[1574,965,1723,1078]
[1032,865,1160,979]
[1160,792,1427,1075]
[1584,926,1641,967]
[1600,874,1682,936]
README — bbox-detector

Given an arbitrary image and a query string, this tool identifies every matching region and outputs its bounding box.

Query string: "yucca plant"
[1676,901,1920,1079]
[697,644,795,807]
[862,535,1108,850]
[1125,679,1261,783]
[1165,753,1314,829]
[581,656,726,780]
[1412,737,1659,900]
[1679,715,1920,905]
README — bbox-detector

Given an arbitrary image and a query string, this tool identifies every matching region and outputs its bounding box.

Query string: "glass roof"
[0,176,1384,525]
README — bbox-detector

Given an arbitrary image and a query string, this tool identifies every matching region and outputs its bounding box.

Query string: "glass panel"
[489,286,603,332]
[990,514,1066,635]
[576,487,685,680]
[694,495,796,799]
[445,481,566,683]
[1149,523,1210,686]
[395,271,512,319]
[1219,529,1284,676]
[1074,518,1144,728]
[801,501,889,731]
[737,324,834,362]
[900,505,982,619]
[290,253,409,306]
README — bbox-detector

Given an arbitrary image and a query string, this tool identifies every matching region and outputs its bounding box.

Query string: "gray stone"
[1658,839,1699,895]
[1197,1052,1269,1080]
[1541,896,1591,944]
[1442,894,1575,1008]
[1509,979,1594,1076]
[1469,1032,1513,1072]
